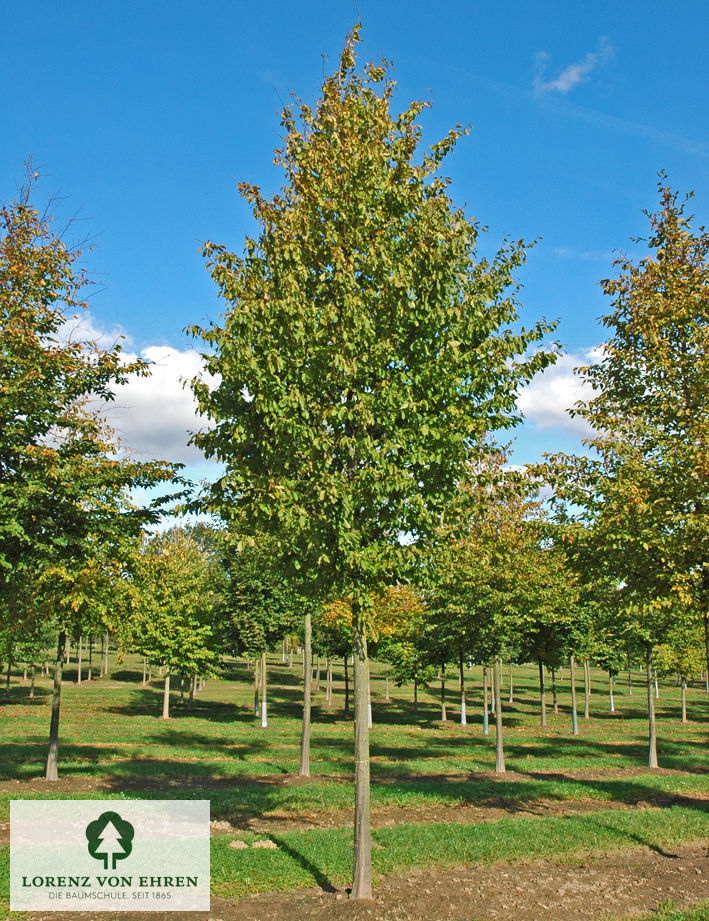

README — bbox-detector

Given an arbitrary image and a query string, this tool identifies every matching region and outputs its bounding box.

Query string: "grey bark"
[162,673,170,719]
[344,657,350,715]
[351,612,372,900]
[538,661,547,727]
[299,610,312,776]
[570,654,579,736]
[494,658,505,773]
[260,651,268,727]
[46,630,66,780]
[646,643,658,767]
[440,666,447,721]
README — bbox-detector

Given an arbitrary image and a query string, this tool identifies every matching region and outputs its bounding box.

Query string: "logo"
[85,811,135,869]
[11,799,210,911]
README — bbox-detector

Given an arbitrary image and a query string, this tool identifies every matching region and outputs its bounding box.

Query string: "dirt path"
[2,769,707,839]
[18,841,709,921]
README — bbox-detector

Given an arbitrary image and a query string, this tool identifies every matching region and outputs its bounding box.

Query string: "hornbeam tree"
[545,178,709,767]
[223,534,300,730]
[131,528,222,719]
[0,179,181,776]
[190,28,556,898]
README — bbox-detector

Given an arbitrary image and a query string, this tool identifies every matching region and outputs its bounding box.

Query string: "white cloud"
[100,345,217,465]
[58,312,216,466]
[518,349,600,434]
[59,311,132,351]
[534,39,613,96]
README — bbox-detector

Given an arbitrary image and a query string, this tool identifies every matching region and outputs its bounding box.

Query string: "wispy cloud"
[534,38,613,96]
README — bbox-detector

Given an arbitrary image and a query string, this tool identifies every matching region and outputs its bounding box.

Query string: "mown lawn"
[1,652,709,916]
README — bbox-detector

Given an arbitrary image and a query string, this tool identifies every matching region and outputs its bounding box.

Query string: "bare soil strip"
[18,841,709,921]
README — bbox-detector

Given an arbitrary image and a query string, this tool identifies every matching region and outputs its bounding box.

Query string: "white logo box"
[11,800,210,911]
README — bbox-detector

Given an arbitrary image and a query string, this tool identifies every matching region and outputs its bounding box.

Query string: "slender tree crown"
[191,28,556,598]
[1,179,182,643]
[546,178,709,638]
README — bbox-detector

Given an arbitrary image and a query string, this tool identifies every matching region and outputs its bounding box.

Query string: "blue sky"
[2,1,708,484]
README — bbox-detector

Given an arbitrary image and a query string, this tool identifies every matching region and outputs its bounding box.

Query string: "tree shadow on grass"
[1,688,51,704]
[268,834,338,892]
[583,815,680,858]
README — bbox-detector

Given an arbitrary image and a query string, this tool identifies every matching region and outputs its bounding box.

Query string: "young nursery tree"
[545,179,709,767]
[190,29,556,897]
[223,534,300,730]
[0,178,182,777]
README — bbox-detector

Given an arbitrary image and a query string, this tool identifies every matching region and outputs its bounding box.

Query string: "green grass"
[2,651,709,916]
[2,655,708,785]
[626,903,709,921]
[3,804,709,905]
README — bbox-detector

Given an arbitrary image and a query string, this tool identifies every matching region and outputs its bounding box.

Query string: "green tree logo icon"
[86,811,135,869]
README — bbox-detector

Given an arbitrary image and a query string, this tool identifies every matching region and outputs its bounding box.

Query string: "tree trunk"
[344,657,350,715]
[570,654,579,736]
[77,635,82,685]
[584,660,591,719]
[260,651,268,727]
[299,610,312,777]
[538,661,546,727]
[45,630,66,781]
[508,662,514,704]
[367,660,372,729]
[162,673,170,719]
[494,658,505,773]
[655,673,659,699]
[188,675,195,710]
[681,677,687,724]
[100,633,105,678]
[440,665,447,721]
[351,606,372,900]
[253,656,260,717]
[87,634,93,681]
[609,671,615,712]
[326,657,332,705]
[142,657,147,685]
[627,653,632,695]
[385,666,390,701]
[551,667,558,714]
[30,666,35,699]
[646,643,658,767]
[482,665,489,735]
[459,652,467,726]
[4,656,11,699]
[315,654,321,692]
[103,632,109,677]
[413,678,418,711]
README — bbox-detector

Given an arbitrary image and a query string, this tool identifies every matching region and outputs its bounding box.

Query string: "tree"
[545,178,709,767]
[223,534,300,729]
[131,528,222,719]
[190,29,556,897]
[0,178,182,776]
